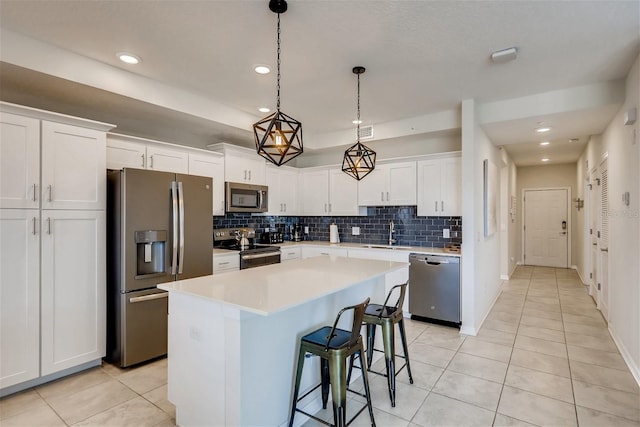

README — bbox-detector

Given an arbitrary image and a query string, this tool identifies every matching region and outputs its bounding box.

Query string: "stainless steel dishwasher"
[409,253,461,325]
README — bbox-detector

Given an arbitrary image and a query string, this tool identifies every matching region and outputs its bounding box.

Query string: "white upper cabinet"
[0,113,40,209]
[265,165,298,215]
[188,152,225,216]
[299,168,361,216]
[146,144,189,174]
[106,137,146,170]
[417,155,461,216]
[208,143,266,185]
[358,161,416,206]
[41,121,106,210]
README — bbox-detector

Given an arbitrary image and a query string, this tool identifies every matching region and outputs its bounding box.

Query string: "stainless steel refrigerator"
[107,168,213,367]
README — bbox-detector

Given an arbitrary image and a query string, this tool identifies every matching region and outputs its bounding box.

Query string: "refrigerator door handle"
[171,181,179,274]
[129,292,168,303]
[178,181,185,274]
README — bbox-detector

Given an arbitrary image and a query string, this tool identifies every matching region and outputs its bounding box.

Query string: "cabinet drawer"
[280,247,301,261]
[213,254,240,274]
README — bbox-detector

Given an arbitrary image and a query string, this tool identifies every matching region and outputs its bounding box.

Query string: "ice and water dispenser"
[135,230,167,278]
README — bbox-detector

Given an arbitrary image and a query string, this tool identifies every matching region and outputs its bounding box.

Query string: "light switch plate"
[352,226,360,236]
[443,228,450,238]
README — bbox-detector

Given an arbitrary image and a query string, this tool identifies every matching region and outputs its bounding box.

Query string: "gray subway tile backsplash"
[214,206,462,248]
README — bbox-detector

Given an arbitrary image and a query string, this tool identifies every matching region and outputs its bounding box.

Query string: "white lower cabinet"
[213,252,240,274]
[280,246,301,262]
[0,210,40,388]
[0,209,106,390]
[40,210,106,375]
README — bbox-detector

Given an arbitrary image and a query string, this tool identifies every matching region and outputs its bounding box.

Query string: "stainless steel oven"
[214,227,281,270]
[240,247,281,269]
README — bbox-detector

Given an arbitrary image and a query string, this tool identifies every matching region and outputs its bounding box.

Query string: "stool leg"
[398,318,414,384]
[358,349,376,427]
[328,354,347,427]
[346,353,356,387]
[381,321,396,407]
[366,323,376,367]
[320,358,330,409]
[288,348,307,427]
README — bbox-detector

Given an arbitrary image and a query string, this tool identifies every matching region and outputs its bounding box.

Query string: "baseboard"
[609,325,640,387]
[500,274,510,280]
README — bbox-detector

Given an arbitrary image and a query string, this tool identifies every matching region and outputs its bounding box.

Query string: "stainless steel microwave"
[225,182,268,213]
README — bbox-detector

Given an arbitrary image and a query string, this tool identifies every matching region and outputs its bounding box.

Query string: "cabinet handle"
[381,191,384,202]
[328,203,332,213]
[441,201,444,211]
[387,192,389,201]
[435,201,438,212]
[283,203,286,212]
[32,217,37,235]
[150,156,154,168]
[46,217,51,235]
[32,184,37,202]
[244,170,247,180]
[324,203,327,213]
[141,154,145,168]
[218,261,229,266]
[47,185,53,202]
[248,170,252,181]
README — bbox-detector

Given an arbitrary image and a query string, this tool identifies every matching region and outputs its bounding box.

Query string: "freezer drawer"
[409,254,461,324]
[120,288,168,367]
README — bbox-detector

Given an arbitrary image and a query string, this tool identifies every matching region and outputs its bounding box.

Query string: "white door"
[41,121,106,210]
[106,137,147,170]
[188,152,225,215]
[590,169,600,298]
[387,162,417,205]
[300,170,329,216]
[0,209,40,388]
[524,189,569,267]
[598,158,609,319]
[40,210,106,375]
[146,144,188,174]
[329,168,358,216]
[0,113,40,209]
[417,159,441,216]
[357,166,386,206]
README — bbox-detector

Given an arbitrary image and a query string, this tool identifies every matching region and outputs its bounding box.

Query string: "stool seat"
[302,326,352,350]
[289,298,376,427]
[364,303,403,320]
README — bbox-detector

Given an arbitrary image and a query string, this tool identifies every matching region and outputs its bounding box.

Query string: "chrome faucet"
[388,220,396,245]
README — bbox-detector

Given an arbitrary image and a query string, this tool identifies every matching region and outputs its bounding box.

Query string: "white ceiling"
[0,0,638,166]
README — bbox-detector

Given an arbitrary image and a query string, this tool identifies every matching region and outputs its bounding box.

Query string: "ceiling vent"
[358,125,373,140]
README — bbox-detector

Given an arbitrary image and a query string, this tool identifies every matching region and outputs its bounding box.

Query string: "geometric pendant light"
[253,0,303,167]
[342,66,376,180]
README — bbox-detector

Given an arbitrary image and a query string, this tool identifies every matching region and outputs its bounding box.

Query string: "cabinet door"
[147,144,189,174]
[0,113,40,209]
[106,137,146,170]
[41,121,106,210]
[189,152,225,215]
[387,162,417,205]
[225,152,266,184]
[441,157,461,216]
[279,169,298,215]
[357,167,386,206]
[213,253,240,274]
[417,160,442,216]
[40,210,106,375]
[265,166,283,215]
[300,170,329,216]
[0,210,40,388]
[329,169,359,216]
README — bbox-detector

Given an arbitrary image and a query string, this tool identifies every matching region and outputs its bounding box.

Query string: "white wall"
[460,99,503,335]
[515,163,578,266]
[578,54,639,384]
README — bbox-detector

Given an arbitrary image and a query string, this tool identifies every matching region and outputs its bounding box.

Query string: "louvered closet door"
[599,157,609,319]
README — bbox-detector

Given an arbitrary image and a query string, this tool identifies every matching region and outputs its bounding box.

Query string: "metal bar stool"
[349,283,413,407]
[289,298,376,427]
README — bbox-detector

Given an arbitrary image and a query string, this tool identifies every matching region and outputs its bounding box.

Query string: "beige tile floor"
[1,266,638,426]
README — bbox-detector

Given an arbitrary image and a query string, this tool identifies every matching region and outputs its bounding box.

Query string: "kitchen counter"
[158,256,406,426]
[276,240,462,256]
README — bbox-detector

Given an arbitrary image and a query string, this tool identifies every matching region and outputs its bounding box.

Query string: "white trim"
[609,325,640,387]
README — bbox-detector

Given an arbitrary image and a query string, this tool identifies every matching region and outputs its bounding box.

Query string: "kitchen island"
[158,255,407,427]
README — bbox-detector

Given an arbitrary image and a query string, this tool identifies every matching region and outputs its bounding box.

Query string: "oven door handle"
[241,252,280,260]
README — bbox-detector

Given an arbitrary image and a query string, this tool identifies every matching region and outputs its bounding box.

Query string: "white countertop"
[212,241,461,257]
[159,256,407,316]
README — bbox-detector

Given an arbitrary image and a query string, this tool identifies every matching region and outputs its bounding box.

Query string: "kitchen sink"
[363,244,413,250]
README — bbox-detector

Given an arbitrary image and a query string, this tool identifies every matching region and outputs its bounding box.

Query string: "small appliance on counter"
[293,224,302,242]
[260,230,284,244]
[329,223,340,243]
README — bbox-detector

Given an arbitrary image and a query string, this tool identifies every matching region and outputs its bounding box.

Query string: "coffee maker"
[293,224,302,242]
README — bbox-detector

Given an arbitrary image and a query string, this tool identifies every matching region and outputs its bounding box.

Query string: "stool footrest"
[293,385,370,427]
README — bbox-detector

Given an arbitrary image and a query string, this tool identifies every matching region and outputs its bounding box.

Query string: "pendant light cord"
[276,13,281,111]
[356,72,361,143]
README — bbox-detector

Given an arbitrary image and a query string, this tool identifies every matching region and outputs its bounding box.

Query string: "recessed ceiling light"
[254,65,271,74]
[540,141,550,146]
[258,107,270,113]
[536,126,552,133]
[541,158,550,162]
[569,138,579,143]
[117,52,141,64]
[352,119,362,124]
